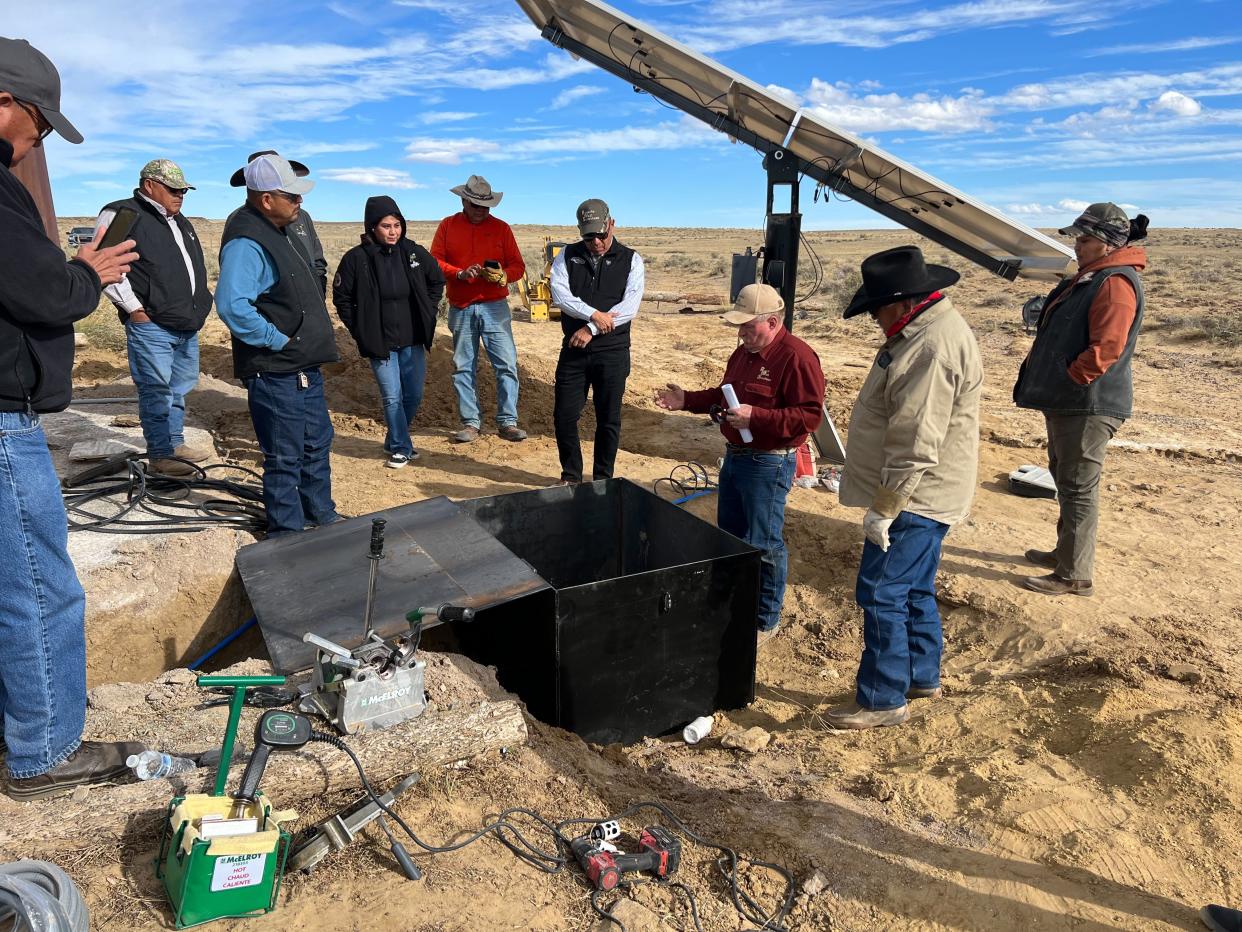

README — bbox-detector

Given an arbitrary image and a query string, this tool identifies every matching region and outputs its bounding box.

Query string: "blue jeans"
[125,319,199,458]
[854,511,951,710]
[0,413,86,778]
[369,345,426,457]
[245,369,339,537]
[717,449,797,631]
[447,299,519,428]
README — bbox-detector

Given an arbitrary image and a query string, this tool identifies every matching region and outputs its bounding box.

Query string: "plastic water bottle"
[127,750,197,780]
[683,715,714,744]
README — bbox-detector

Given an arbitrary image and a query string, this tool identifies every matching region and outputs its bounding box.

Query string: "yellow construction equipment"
[514,236,566,322]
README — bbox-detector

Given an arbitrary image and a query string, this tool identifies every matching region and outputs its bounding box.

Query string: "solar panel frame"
[516,0,1074,282]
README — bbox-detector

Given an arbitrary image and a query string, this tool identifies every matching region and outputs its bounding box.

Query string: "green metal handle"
[197,675,288,797]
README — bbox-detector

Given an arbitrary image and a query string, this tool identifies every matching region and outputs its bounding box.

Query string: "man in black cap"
[1,36,146,798]
[831,246,982,730]
[549,198,645,484]
[229,151,328,295]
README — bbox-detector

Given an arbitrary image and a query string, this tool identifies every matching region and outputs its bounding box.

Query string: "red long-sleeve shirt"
[683,327,825,450]
[430,212,525,309]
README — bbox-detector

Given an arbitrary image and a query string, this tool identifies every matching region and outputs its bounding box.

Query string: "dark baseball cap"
[0,37,83,144]
[229,150,311,187]
[576,198,610,235]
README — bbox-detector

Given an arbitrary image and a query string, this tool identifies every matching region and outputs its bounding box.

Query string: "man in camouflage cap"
[1058,202,1133,250]
[95,158,214,476]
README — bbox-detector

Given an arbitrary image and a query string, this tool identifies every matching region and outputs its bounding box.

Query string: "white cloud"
[285,141,379,156]
[549,85,606,110]
[417,111,482,125]
[1150,90,1203,116]
[319,168,425,189]
[801,78,993,133]
[1092,36,1241,56]
[1005,198,1090,215]
[403,138,504,164]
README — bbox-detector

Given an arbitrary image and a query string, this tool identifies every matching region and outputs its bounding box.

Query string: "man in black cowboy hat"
[831,245,982,730]
[229,150,327,295]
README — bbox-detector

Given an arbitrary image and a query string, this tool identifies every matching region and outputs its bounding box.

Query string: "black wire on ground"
[652,462,718,502]
[61,457,266,534]
[309,731,794,932]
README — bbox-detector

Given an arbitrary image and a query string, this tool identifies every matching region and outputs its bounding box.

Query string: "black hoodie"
[0,138,103,412]
[332,196,445,360]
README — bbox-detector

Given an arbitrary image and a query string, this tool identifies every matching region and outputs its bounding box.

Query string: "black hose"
[0,860,89,931]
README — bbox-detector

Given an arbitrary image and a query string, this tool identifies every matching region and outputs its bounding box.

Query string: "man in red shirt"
[656,284,824,642]
[430,175,526,443]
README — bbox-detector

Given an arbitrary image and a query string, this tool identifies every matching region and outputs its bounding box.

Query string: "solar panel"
[515,0,1074,282]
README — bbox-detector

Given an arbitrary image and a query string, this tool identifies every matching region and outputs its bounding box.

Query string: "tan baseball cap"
[721,283,784,324]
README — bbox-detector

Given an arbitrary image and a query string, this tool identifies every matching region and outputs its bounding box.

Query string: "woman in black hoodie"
[333,196,445,468]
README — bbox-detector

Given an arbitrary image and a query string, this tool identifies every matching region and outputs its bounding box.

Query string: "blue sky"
[18,0,1242,230]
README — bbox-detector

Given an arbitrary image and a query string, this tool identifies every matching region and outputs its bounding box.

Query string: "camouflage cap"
[576,198,610,235]
[139,158,195,191]
[1059,202,1128,248]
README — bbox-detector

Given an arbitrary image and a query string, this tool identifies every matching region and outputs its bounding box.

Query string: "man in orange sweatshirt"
[430,175,526,443]
[1013,202,1149,596]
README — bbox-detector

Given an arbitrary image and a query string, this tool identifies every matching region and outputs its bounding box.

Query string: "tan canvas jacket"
[839,296,983,525]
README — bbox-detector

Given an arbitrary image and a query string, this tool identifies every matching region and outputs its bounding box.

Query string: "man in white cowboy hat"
[655,284,824,644]
[430,174,526,443]
[216,153,342,537]
[830,245,982,730]
[95,158,214,477]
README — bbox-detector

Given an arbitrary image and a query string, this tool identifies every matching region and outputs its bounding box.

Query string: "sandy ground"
[59,219,1241,930]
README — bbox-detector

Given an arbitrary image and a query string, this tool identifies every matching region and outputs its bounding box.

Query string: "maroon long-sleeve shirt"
[683,327,825,451]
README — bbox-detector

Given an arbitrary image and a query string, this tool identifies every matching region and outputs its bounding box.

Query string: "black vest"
[560,239,635,352]
[104,192,212,331]
[220,204,339,380]
[1013,265,1144,419]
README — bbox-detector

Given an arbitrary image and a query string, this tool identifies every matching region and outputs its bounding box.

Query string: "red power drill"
[571,826,682,891]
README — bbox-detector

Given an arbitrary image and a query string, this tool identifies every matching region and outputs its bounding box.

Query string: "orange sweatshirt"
[430,212,525,308]
[1053,245,1147,385]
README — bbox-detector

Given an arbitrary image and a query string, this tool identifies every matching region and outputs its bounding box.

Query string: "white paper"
[720,384,754,444]
[200,817,258,839]
[210,853,267,892]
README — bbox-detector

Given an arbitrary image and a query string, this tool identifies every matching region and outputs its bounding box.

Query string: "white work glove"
[863,509,895,551]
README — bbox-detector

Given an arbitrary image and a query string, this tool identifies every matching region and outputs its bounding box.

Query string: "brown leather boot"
[826,702,909,730]
[7,740,146,801]
[1024,574,1094,597]
[1024,548,1057,569]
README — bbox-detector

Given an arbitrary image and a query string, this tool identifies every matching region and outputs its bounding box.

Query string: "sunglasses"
[582,231,607,242]
[14,98,52,144]
[272,191,303,203]
[157,180,189,197]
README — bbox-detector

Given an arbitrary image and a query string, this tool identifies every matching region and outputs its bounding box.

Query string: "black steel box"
[447,479,761,745]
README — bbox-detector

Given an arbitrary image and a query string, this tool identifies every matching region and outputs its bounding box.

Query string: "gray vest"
[1013,266,1144,419]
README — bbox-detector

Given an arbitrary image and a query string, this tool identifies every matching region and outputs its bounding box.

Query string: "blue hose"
[672,489,716,506]
[188,617,257,670]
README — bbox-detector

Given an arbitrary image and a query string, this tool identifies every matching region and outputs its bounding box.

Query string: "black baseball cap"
[230,150,311,187]
[0,37,83,144]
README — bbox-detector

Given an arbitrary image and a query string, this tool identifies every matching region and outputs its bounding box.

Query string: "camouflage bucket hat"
[140,158,195,191]
[1059,202,1128,248]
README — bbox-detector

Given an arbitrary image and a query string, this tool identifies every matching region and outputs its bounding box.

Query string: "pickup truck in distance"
[67,226,95,247]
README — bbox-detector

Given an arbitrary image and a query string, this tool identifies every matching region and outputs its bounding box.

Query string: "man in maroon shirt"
[656,284,824,642]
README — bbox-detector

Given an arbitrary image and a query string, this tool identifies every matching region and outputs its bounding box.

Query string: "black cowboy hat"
[229,150,310,187]
[843,245,960,319]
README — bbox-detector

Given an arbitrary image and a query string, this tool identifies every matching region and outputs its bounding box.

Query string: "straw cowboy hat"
[451,174,503,208]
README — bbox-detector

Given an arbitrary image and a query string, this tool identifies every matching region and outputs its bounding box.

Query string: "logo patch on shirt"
[408,256,420,269]
[570,255,586,265]
[758,366,772,382]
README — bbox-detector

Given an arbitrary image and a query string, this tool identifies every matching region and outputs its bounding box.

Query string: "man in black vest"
[216,154,340,537]
[228,150,327,296]
[549,199,645,484]
[96,159,213,476]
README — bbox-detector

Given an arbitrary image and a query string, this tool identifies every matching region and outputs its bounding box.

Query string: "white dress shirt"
[550,246,645,336]
[95,192,197,314]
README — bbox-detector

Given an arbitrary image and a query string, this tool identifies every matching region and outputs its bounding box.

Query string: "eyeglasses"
[14,98,52,144]
[157,180,189,197]
[582,232,607,242]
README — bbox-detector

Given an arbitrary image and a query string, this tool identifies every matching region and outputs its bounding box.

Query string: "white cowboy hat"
[450,174,503,207]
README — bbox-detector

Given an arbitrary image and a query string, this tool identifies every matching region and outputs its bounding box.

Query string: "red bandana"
[885,292,942,338]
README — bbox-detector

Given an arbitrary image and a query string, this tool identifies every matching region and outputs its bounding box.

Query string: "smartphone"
[95,206,139,250]
[484,260,501,270]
